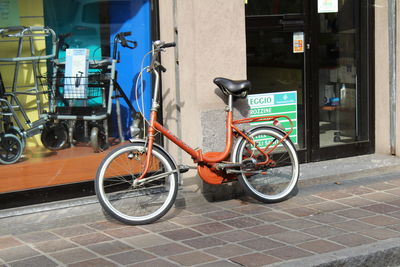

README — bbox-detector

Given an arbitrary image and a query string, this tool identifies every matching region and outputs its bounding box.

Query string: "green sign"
[248,91,297,144]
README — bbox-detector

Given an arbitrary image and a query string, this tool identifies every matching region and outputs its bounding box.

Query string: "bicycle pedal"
[178,165,191,173]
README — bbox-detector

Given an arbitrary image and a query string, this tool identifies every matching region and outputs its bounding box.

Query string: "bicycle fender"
[129,138,182,184]
[230,125,295,163]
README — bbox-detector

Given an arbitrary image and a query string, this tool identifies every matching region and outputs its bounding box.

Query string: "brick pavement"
[2,173,400,266]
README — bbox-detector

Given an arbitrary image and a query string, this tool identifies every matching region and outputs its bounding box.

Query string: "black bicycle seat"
[213,77,251,98]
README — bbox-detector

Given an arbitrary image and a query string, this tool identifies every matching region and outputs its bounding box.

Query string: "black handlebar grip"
[121,31,131,36]
[160,42,176,48]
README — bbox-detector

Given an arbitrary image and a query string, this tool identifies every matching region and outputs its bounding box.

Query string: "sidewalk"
[1,154,400,266]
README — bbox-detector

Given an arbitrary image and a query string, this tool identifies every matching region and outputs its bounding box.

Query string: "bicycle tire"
[0,134,23,164]
[232,126,299,203]
[95,141,179,225]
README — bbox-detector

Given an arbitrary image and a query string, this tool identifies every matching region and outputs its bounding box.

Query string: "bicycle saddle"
[213,77,251,98]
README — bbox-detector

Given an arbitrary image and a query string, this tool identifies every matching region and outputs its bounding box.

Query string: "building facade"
[0,0,398,201]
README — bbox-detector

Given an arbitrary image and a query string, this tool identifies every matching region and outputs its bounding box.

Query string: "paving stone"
[51,225,96,238]
[86,221,124,231]
[387,199,400,207]
[0,245,39,263]
[357,228,400,240]
[294,195,327,205]
[266,246,314,260]
[306,213,347,224]
[107,250,155,265]
[160,228,202,241]
[239,237,285,251]
[8,255,58,267]
[331,219,376,232]
[223,216,263,228]
[308,201,350,213]
[365,182,396,191]
[104,226,147,238]
[269,231,316,245]
[33,238,77,253]
[192,222,233,234]
[50,247,97,264]
[334,208,376,219]
[230,252,280,266]
[276,218,321,230]
[70,232,113,246]
[16,231,59,244]
[361,192,398,202]
[123,233,171,248]
[231,204,270,215]
[298,239,345,254]
[328,233,376,247]
[213,230,258,242]
[68,257,118,267]
[196,260,242,267]
[170,215,213,226]
[128,258,180,267]
[140,221,181,233]
[183,236,226,249]
[342,186,375,195]
[168,251,217,266]
[359,215,400,226]
[282,207,318,217]
[86,240,134,256]
[255,211,295,222]
[184,204,223,214]
[302,225,346,238]
[203,210,242,221]
[336,196,378,207]
[0,236,22,250]
[204,244,252,258]
[144,243,192,257]
[245,224,288,236]
[316,191,353,200]
[361,203,400,214]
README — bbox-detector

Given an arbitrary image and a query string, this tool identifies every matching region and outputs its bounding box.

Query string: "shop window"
[0,0,152,196]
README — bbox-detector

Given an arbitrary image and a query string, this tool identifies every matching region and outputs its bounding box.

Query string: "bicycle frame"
[137,43,294,183]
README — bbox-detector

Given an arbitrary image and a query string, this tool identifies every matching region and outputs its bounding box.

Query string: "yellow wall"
[0,0,47,147]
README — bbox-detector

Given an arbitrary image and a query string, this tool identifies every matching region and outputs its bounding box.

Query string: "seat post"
[227,95,233,112]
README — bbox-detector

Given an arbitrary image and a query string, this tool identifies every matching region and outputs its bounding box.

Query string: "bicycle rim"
[235,128,299,203]
[95,143,178,225]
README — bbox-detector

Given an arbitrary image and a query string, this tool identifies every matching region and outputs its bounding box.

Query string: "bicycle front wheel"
[234,127,299,203]
[95,142,178,225]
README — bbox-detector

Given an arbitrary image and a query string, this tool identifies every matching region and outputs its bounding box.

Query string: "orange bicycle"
[95,41,299,225]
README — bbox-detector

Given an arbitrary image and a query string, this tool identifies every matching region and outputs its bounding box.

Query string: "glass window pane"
[318,0,365,147]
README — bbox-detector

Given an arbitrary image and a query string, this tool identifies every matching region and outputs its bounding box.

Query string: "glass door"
[311,0,373,160]
[245,0,309,161]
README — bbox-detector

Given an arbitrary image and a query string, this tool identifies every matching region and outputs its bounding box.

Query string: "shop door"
[245,0,373,162]
[246,1,309,162]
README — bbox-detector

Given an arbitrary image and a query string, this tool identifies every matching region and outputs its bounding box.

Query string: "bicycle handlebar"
[161,42,176,48]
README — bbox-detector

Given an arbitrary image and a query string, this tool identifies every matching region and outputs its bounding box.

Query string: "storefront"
[0,0,155,198]
[245,0,374,162]
[0,0,395,203]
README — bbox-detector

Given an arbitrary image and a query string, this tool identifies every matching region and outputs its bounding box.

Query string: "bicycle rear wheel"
[233,127,299,203]
[95,142,178,225]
